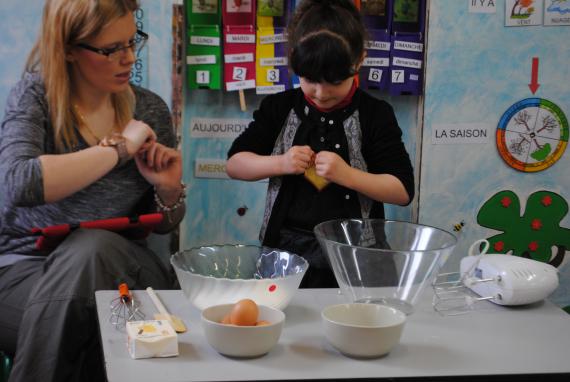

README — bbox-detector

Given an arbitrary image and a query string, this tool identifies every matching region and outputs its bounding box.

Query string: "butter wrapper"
[126,320,179,359]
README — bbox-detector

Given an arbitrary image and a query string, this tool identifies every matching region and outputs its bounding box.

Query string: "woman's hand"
[314,150,351,185]
[281,145,314,174]
[122,119,157,156]
[135,142,183,204]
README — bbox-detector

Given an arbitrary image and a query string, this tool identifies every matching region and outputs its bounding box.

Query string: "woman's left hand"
[135,142,182,196]
[314,151,351,185]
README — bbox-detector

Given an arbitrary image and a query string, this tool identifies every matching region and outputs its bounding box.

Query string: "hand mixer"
[433,239,559,315]
[109,283,145,328]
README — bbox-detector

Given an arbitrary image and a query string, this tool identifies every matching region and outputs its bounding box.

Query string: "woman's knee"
[50,229,136,269]
[43,229,172,290]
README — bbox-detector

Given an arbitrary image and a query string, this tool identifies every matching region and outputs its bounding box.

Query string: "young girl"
[227,0,415,288]
[0,1,184,380]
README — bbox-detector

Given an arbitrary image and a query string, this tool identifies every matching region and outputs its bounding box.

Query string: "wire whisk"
[109,283,144,328]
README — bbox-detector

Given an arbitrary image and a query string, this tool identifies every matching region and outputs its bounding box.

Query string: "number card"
[266,68,280,83]
[196,70,211,85]
[391,69,404,83]
[368,68,383,83]
[232,66,247,81]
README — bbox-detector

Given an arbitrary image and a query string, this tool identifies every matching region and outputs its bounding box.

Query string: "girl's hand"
[281,145,314,174]
[122,119,157,156]
[315,151,351,184]
[135,142,182,193]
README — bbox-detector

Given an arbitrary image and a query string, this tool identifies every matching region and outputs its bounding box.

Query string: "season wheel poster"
[497,98,568,172]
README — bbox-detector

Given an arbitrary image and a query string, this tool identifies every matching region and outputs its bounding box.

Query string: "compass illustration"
[497,98,568,172]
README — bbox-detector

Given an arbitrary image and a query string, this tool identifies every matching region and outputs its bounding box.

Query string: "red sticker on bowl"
[268,284,277,292]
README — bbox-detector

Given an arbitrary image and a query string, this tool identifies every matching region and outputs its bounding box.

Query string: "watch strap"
[99,133,130,167]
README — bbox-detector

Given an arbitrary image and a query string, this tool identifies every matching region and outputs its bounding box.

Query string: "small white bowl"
[201,303,285,358]
[322,303,406,358]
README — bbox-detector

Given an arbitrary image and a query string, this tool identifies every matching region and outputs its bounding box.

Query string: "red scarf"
[304,79,357,113]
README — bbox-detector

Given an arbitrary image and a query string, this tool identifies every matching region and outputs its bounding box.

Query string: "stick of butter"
[126,320,179,359]
[304,164,329,191]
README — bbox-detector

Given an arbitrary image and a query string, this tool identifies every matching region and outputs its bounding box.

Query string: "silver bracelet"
[154,182,186,212]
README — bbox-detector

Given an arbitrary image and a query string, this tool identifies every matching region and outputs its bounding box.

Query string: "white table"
[95,289,570,381]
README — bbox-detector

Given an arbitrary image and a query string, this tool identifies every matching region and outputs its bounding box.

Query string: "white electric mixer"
[433,239,559,315]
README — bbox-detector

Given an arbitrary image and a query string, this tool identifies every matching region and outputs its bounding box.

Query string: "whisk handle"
[118,283,130,300]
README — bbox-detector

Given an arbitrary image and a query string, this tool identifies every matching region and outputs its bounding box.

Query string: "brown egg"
[220,314,232,325]
[255,320,271,326]
[230,299,259,326]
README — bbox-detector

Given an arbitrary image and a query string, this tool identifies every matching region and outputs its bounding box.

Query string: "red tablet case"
[31,213,164,251]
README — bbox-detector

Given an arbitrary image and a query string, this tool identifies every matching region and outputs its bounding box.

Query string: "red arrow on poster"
[528,57,540,94]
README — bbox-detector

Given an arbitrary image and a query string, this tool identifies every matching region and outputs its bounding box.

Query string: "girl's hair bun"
[288,0,366,83]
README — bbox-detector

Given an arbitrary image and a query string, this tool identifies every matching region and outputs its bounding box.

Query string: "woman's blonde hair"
[25,0,139,152]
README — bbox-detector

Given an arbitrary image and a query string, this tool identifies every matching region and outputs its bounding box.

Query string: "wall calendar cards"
[255,21,289,94]
[358,0,392,91]
[187,26,222,89]
[223,26,257,92]
[255,0,292,94]
[186,1,223,89]
[389,0,425,95]
[223,0,257,93]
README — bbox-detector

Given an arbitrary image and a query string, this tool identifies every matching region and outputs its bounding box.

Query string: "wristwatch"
[99,133,130,167]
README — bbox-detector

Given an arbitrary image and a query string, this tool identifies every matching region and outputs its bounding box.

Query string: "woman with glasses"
[0,1,184,381]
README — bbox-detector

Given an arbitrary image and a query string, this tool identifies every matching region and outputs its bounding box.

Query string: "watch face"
[109,136,125,145]
[100,133,129,166]
[102,133,126,146]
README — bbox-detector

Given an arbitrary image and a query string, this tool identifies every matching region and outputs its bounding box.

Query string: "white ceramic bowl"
[201,303,285,358]
[171,245,308,311]
[322,303,406,358]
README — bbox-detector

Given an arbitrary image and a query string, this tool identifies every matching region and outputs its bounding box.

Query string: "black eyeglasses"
[77,30,148,61]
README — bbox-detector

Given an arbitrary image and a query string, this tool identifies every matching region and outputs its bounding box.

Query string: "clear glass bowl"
[171,245,309,311]
[314,219,457,315]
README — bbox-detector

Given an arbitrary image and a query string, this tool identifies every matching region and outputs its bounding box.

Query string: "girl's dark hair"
[288,0,366,84]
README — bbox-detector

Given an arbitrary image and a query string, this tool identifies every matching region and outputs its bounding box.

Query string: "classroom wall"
[421,0,570,309]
